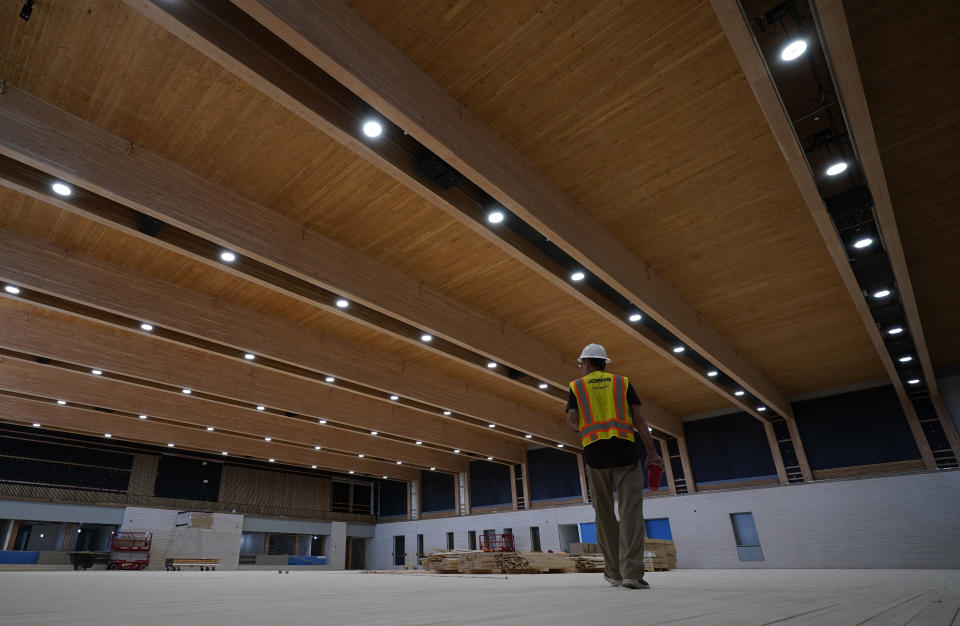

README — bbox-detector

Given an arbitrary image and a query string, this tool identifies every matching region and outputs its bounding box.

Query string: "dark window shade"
[683,412,777,483]
[0,457,129,492]
[379,480,407,517]
[153,456,221,501]
[469,460,511,507]
[528,447,581,500]
[421,470,456,512]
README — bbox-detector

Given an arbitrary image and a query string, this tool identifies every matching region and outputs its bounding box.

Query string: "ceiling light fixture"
[826,162,848,176]
[268,458,275,463]
[734,390,745,396]
[570,271,585,282]
[256,405,265,411]
[853,237,874,249]
[264,437,272,442]
[887,327,904,335]
[396,460,402,465]
[382,475,388,479]
[429,467,436,471]
[222,451,229,456]
[486,361,498,369]
[243,352,256,361]
[525,434,533,439]
[358,454,364,458]
[780,39,808,61]
[899,356,913,363]
[907,379,921,385]
[104,433,112,438]
[443,410,452,416]
[486,210,505,225]
[206,427,214,432]
[415,441,422,445]
[453,449,460,454]
[219,250,237,263]
[167,443,174,447]
[873,289,891,299]
[318,419,327,425]
[420,334,433,343]
[486,456,493,461]
[389,395,399,401]
[4,285,22,295]
[314,445,322,450]
[91,369,102,376]
[139,414,147,420]
[538,382,549,390]
[32,423,41,428]
[757,406,767,412]
[361,120,383,138]
[51,181,72,196]
[348,470,355,474]
[488,424,496,428]
[672,346,685,354]
[325,376,335,384]
[139,323,153,332]
[707,370,718,377]
[557,443,564,448]
[181,388,192,395]
[57,400,67,405]
[311,465,318,469]
[370,431,378,436]
[628,313,642,322]
[335,298,349,309]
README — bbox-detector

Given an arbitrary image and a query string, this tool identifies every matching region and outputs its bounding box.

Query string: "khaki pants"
[586,462,645,581]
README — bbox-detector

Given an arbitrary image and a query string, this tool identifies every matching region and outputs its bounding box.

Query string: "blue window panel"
[579,522,597,543]
[644,518,673,540]
[730,512,761,547]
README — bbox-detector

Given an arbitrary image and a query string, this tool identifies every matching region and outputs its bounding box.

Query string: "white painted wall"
[368,470,960,570]
[120,507,243,570]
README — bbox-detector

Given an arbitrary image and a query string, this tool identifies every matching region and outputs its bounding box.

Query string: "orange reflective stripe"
[574,378,594,425]
[581,419,635,437]
[613,375,625,421]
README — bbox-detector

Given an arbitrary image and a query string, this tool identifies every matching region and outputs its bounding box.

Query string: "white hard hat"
[578,343,611,364]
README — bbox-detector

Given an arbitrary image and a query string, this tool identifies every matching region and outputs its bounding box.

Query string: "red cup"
[647,463,661,491]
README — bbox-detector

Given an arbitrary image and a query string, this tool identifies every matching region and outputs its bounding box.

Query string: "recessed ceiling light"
[32,423,41,428]
[873,289,891,298]
[415,441,422,445]
[525,434,533,439]
[382,475,388,479]
[325,376,335,383]
[139,414,147,420]
[486,361,498,369]
[348,470,355,474]
[488,424,496,428]
[707,370,718,377]
[887,327,904,335]
[853,237,873,249]
[443,410,452,416]
[268,458,275,463]
[181,388,192,395]
[318,419,327,425]
[538,382,548,390]
[335,298,349,309]
[206,426,214,432]
[453,449,460,454]
[358,454,365,458]
[371,431,378,436]
[757,406,767,412]
[311,464,318,469]
[51,182,73,196]
[648,426,653,432]
[91,369,102,376]
[826,162,848,176]
[389,395,399,401]
[780,39,808,61]
[486,210,505,225]
[167,443,174,447]
[219,250,237,263]
[734,390,745,396]
[429,467,436,471]
[570,271,585,282]
[396,460,402,465]
[104,433,112,438]
[556,443,564,448]
[907,379,920,385]
[899,356,913,363]
[264,437,272,442]
[486,456,493,461]
[57,400,67,405]
[673,346,685,354]
[628,313,642,322]
[139,323,153,332]
[243,352,256,361]
[222,451,229,456]
[256,405,265,411]
[420,333,433,343]
[4,285,22,295]
[314,445,322,450]
[361,120,383,138]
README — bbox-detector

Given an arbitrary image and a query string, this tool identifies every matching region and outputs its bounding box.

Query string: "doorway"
[346,537,365,569]
[393,535,405,567]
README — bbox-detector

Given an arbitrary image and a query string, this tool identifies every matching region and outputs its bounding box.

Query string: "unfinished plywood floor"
[1,569,958,625]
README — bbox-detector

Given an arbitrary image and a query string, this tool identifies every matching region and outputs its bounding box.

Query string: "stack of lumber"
[643,539,678,571]
[420,551,577,574]
[572,554,605,572]
[569,542,602,555]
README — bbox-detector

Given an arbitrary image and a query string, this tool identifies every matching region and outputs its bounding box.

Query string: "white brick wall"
[367,470,960,570]
[120,507,243,570]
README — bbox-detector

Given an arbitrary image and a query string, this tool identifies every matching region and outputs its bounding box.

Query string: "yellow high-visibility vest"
[569,371,636,448]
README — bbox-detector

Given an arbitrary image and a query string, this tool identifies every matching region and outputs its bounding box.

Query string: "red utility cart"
[107,532,152,570]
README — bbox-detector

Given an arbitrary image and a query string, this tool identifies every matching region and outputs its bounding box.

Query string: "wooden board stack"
[572,554,605,572]
[643,539,678,571]
[420,551,577,574]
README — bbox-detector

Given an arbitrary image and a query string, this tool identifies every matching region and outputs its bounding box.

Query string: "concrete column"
[329,521,347,570]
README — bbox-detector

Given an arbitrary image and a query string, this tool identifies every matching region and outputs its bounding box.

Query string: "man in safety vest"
[566,343,663,589]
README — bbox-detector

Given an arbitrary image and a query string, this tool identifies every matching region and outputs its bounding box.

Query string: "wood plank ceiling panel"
[344,0,886,394]
[0,0,718,415]
[844,0,960,368]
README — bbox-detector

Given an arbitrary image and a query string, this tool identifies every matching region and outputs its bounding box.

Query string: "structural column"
[576,453,589,504]
[764,422,790,484]
[520,449,531,508]
[509,465,518,510]
[657,439,677,494]
[676,437,696,493]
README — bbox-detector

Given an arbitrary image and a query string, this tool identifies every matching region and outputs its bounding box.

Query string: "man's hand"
[566,409,580,433]
[645,450,664,468]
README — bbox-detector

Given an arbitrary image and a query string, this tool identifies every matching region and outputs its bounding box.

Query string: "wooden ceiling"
[0,0,952,478]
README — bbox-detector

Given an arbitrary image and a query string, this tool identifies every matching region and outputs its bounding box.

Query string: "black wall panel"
[792,384,920,469]
[528,447,581,501]
[683,412,777,484]
[153,456,221,502]
[0,433,133,492]
[469,460,512,507]
[421,470,456,512]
